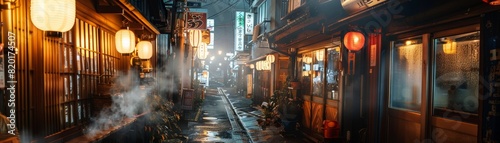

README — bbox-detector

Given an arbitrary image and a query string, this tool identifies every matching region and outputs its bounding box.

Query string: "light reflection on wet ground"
[184,88,249,143]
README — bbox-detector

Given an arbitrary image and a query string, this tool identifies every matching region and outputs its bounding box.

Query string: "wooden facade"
[266,0,500,142]
[0,0,162,142]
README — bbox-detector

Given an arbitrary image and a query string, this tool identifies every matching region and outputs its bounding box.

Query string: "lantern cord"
[120,9,133,28]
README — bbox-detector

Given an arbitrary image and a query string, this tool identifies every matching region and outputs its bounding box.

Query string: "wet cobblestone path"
[182,88,250,143]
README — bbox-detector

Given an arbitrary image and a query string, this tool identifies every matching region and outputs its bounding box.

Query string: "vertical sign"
[186,12,207,30]
[247,74,252,95]
[245,12,254,35]
[207,19,215,49]
[481,11,500,143]
[207,19,214,31]
[235,11,245,51]
[370,44,376,67]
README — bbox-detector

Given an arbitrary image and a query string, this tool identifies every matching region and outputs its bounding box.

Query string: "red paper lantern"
[343,31,365,51]
[483,0,500,5]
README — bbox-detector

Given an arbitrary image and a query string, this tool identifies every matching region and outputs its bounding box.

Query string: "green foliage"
[257,77,303,130]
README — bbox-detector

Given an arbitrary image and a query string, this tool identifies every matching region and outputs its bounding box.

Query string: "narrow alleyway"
[181,88,251,143]
[180,87,316,143]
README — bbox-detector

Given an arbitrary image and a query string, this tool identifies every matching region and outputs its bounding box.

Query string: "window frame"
[430,24,481,124]
[388,36,425,113]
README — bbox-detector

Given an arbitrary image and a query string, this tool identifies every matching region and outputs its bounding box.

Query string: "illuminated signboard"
[235,11,245,51]
[207,19,214,49]
[186,12,207,30]
[245,12,254,35]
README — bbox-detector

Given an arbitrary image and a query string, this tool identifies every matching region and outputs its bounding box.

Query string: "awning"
[246,55,266,64]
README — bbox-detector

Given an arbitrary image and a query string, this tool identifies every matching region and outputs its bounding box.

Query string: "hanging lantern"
[261,61,267,70]
[265,60,272,70]
[197,43,208,59]
[483,0,500,5]
[31,0,76,32]
[115,28,136,54]
[137,41,153,59]
[344,31,365,51]
[202,29,211,44]
[443,41,457,54]
[266,54,275,63]
[249,64,254,69]
[256,61,262,70]
[189,30,203,47]
[316,50,325,61]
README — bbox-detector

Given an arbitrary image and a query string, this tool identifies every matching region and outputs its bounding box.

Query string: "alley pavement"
[180,87,250,143]
[219,87,315,143]
[179,87,315,143]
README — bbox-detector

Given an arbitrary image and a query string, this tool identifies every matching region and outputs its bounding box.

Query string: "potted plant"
[257,79,303,133]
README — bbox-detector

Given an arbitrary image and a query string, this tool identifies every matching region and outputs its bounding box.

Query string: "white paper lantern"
[264,60,271,70]
[189,30,203,47]
[115,29,136,54]
[256,61,262,71]
[137,41,153,59]
[31,0,76,32]
[197,43,208,59]
[266,54,275,63]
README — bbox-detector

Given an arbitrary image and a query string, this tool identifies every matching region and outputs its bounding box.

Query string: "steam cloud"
[84,52,178,140]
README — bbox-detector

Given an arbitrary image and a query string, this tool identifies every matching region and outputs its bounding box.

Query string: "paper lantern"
[443,41,457,54]
[249,64,254,69]
[260,61,266,70]
[262,60,270,70]
[31,0,76,32]
[115,29,136,54]
[202,29,211,44]
[256,61,262,70]
[483,0,500,5]
[137,41,153,59]
[266,54,275,63]
[189,30,203,47]
[344,31,365,51]
[316,50,325,61]
[197,43,208,59]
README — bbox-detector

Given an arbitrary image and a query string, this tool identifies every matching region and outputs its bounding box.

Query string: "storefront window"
[432,31,479,123]
[390,38,423,112]
[312,49,325,97]
[326,47,340,100]
[301,53,312,95]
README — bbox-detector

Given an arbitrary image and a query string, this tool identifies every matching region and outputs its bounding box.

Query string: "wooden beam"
[95,5,122,13]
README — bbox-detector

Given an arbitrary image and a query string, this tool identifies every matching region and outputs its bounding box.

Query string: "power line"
[208,0,240,19]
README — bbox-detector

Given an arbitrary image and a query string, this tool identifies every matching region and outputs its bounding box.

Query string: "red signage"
[186,12,207,30]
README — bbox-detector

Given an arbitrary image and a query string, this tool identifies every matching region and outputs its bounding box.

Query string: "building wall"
[0,0,156,142]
